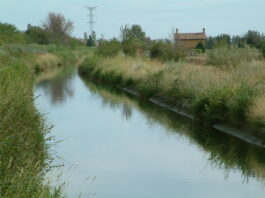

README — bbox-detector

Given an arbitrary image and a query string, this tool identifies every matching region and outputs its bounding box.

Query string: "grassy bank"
[79,49,265,136]
[0,44,86,197]
[0,44,87,73]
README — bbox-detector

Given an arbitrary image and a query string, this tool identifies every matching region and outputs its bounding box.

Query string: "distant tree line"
[206,31,265,49]
[95,24,186,61]
[0,12,82,47]
[95,25,265,60]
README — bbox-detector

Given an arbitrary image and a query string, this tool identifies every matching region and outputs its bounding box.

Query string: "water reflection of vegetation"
[36,66,75,105]
[82,77,265,184]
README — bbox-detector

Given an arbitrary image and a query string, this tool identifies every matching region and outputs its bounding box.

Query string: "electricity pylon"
[85,6,97,36]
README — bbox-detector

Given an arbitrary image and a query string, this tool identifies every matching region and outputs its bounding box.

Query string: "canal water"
[34,67,265,198]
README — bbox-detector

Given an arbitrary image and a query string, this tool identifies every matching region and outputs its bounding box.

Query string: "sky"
[0,0,264,39]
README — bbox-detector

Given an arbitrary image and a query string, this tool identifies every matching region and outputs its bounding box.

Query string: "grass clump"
[248,94,265,132]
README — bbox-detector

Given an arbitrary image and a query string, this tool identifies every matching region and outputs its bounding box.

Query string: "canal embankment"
[78,52,265,146]
[0,44,86,197]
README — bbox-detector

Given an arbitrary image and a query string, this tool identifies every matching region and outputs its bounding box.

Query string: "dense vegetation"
[0,13,86,197]
[0,12,83,47]
[79,25,265,136]
[0,46,59,197]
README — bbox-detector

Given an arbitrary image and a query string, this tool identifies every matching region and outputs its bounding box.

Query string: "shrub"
[150,41,186,62]
[150,41,166,60]
[97,39,121,57]
[0,22,25,44]
[192,87,231,123]
[25,25,49,44]
[79,56,99,76]
[43,12,74,44]
[122,39,138,56]
[228,83,256,121]
[195,42,205,53]
[207,46,260,67]
[243,30,264,48]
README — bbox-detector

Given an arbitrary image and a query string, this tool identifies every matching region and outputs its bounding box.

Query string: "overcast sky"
[0,0,264,39]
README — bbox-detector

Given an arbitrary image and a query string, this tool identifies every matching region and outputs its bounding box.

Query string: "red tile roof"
[176,32,206,40]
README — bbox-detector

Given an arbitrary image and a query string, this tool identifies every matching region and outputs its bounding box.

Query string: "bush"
[79,56,99,76]
[150,41,186,62]
[97,39,121,57]
[195,42,205,53]
[192,83,255,124]
[122,39,138,56]
[207,46,261,67]
[0,23,25,44]
[243,30,264,48]
[25,25,49,44]
[192,87,231,123]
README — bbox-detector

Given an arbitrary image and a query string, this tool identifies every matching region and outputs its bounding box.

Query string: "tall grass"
[0,44,88,197]
[0,44,87,73]
[79,53,265,133]
[207,46,261,67]
[0,62,62,197]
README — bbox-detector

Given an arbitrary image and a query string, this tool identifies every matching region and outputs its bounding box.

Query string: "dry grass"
[97,56,165,81]
[34,53,61,71]
[80,53,265,131]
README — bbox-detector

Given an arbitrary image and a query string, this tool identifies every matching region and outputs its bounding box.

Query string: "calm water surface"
[34,68,265,198]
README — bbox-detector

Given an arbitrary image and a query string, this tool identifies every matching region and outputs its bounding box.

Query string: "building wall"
[178,39,205,48]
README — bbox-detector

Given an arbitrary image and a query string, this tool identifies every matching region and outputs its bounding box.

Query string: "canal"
[34,67,265,198]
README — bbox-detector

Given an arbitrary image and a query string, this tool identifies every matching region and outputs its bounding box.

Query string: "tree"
[243,30,264,48]
[0,22,25,44]
[205,36,215,49]
[214,34,231,47]
[231,35,244,48]
[120,24,147,56]
[25,24,49,44]
[43,12,74,44]
[120,24,146,42]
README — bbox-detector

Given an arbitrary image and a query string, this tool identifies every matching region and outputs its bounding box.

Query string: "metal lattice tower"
[85,6,97,36]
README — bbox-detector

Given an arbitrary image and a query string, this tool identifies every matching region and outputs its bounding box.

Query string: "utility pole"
[85,6,97,36]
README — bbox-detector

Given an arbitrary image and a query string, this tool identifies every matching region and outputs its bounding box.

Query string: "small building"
[175,28,206,48]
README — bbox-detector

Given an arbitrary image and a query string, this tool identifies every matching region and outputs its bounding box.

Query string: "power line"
[85,6,97,36]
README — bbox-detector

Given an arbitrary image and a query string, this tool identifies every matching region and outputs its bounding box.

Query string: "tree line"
[0,12,81,46]
[94,24,265,61]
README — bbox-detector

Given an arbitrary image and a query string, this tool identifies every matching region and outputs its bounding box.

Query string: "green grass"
[207,46,261,68]
[0,44,87,197]
[0,63,62,197]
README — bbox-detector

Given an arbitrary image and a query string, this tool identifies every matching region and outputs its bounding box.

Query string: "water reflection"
[82,79,265,185]
[35,67,75,106]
